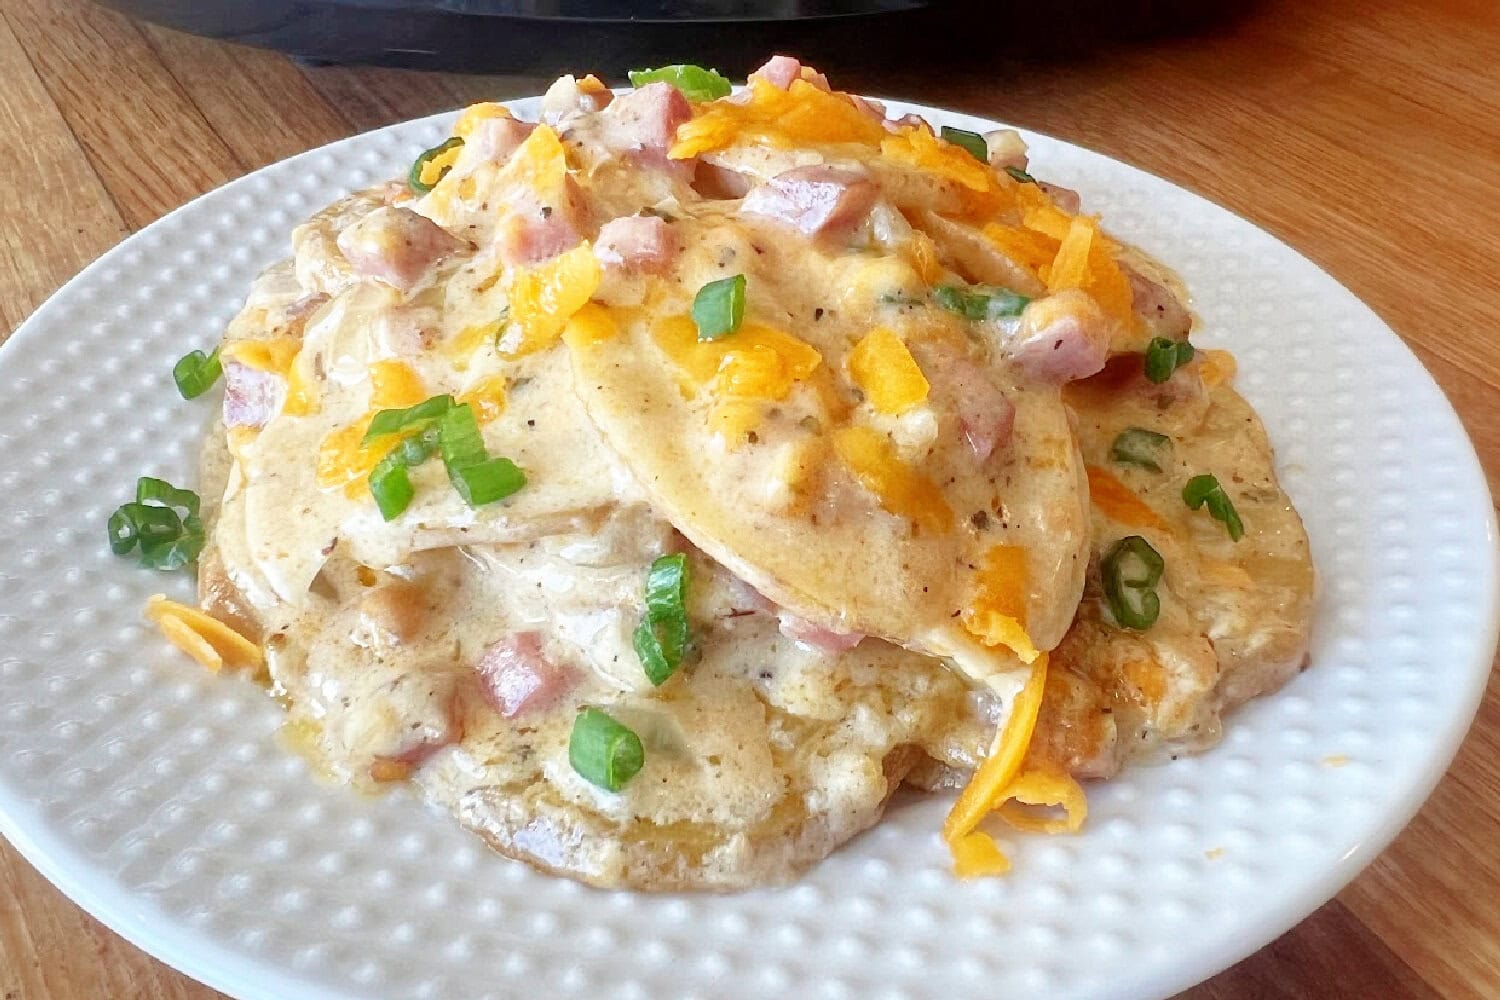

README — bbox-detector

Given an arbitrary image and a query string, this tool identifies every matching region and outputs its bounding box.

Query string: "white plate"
[1,97,1496,1000]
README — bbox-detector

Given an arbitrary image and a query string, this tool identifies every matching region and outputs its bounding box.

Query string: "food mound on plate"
[127,56,1313,889]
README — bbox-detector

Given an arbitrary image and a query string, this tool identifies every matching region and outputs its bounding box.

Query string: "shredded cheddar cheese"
[832,425,952,534]
[1197,348,1237,388]
[452,101,512,139]
[368,360,426,410]
[848,328,929,415]
[961,545,1039,663]
[501,243,602,357]
[651,315,821,399]
[1086,465,1171,532]
[943,653,1049,875]
[669,78,886,159]
[145,595,263,673]
[993,767,1088,834]
[457,374,508,424]
[560,301,620,349]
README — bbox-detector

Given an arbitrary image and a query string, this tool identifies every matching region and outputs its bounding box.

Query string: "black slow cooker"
[100,0,1246,74]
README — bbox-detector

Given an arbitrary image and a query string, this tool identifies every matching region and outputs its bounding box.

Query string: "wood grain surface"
[0,0,1496,996]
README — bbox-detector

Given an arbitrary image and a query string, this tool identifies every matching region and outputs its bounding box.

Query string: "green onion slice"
[369,456,416,522]
[692,274,747,341]
[437,403,527,507]
[1101,534,1165,630]
[627,64,732,102]
[1005,165,1037,184]
[363,394,455,446]
[367,426,440,522]
[408,137,464,194]
[569,707,646,792]
[633,553,691,686]
[1182,473,1245,541]
[1144,336,1195,384]
[173,346,222,400]
[940,126,988,161]
[1110,428,1172,473]
[106,476,205,570]
[932,284,1031,321]
[136,476,201,517]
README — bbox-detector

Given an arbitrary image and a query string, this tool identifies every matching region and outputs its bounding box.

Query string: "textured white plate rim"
[0,95,1494,1000]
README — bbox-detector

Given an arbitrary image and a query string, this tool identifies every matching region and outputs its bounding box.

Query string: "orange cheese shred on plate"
[1085,465,1171,533]
[145,595,264,674]
[943,653,1052,877]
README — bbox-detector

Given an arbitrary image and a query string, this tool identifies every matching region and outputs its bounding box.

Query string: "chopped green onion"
[692,274,747,341]
[367,427,440,522]
[1182,474,1245,541]
[437,404,527,507]
[106,477,205,570]
[173,346,222,400]
[633,553,691,686]
[408,137,464,194]
[136,476,201,517]
[932,284,1031,321]
[940,126,988,161]
[1110,428,1172,473]
[363,394,455,446]
[450,458,526,507]
[140,515,205,571]
[1144,337,1195,384]
[1005,165,1037,184]
[569,707,646,792]
[627,64,732,102]
[1101,534,1165,630]
[369,456,416,522]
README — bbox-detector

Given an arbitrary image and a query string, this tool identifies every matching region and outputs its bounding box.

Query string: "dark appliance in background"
[99,0,1253,78]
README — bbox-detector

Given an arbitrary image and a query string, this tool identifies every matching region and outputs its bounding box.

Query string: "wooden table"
[1,0,1496,995]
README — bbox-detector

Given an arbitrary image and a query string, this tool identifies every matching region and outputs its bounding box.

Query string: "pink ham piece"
[1039,181,1082,214]
[475,632,578,719]
[951,361,1017,463]
[778,613,864,653]
[594,215,676,273]
[739,166,878,240]
[1008,289,1111,383]
[497,178,589,266]
[335,206,466,292]
[1125,266,1192,339]
[468,115,536,163]
[221,360,284,429]
[603,82,692,155]
[750,54,830,91]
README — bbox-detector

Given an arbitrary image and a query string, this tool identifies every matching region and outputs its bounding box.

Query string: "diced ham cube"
[1009,289,1112,383]
[468,115,536,163]
[335,206,466,293]
[1039,181,1082,214]
[778,613,864,653]
[739,166,878,240]
[750,54,830,91]
[221,360,284,429]
[950,361,1017,462]
[594,215,677,273]
[603,82,692,154]
[475,632,578,719]
[1125,265,1192,340]
[496,178,589,266]
[918,343,1018,462]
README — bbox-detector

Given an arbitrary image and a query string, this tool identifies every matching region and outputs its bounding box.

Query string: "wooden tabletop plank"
[0,11,126,336]
[140,25,354,172]
[2,0,1497,997]
[3,0,241,229]
[1182,899,1441,1000]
